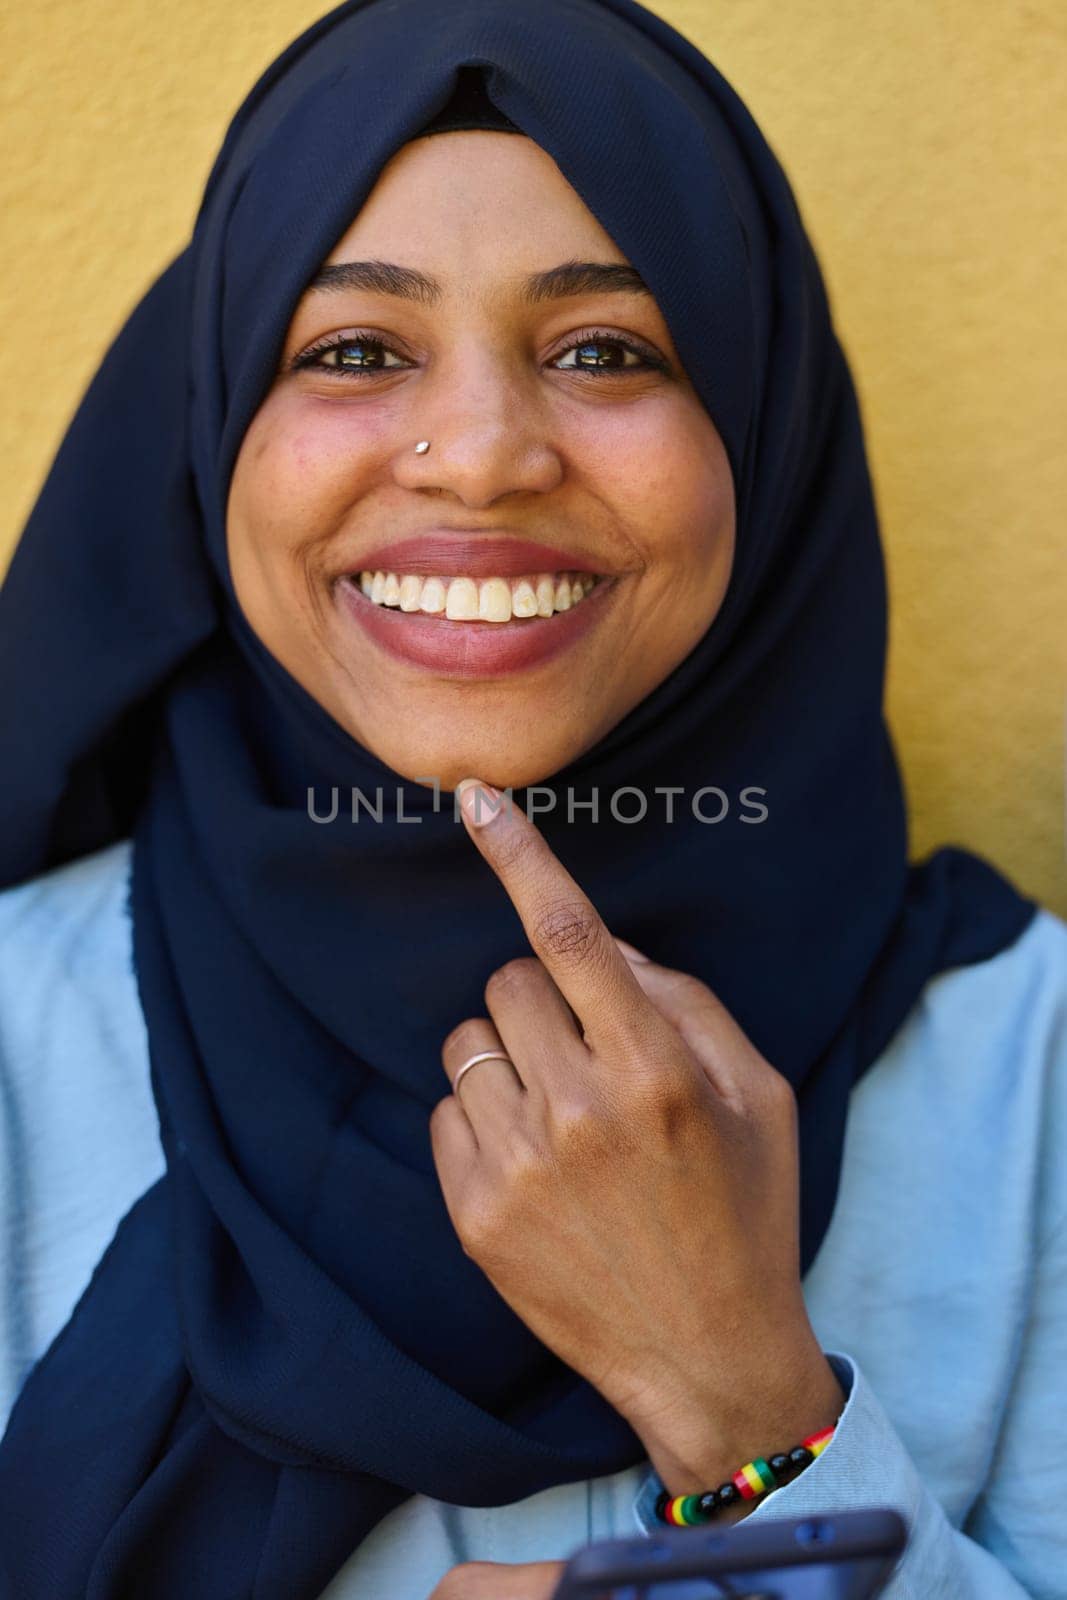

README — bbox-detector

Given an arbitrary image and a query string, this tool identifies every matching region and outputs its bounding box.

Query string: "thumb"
[430,1559,565,1598]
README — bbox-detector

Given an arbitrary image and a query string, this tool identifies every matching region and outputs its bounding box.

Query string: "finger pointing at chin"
[454,778,649,1049]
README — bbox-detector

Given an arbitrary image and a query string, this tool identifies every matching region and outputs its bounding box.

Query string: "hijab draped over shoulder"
[0,0,1034,1593]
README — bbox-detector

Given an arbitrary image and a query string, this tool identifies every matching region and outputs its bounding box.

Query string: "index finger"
[455,778,648,1041]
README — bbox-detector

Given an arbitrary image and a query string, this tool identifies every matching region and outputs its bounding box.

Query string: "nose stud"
[414,440,430,454]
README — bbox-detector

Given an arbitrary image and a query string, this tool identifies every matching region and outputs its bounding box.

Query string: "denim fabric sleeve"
[632,1340,1064,1598]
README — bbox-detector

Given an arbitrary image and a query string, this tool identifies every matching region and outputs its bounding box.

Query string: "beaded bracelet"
[654,1423,836,1525]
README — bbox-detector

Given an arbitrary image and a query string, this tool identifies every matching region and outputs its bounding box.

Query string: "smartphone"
[551,1507,908,1599]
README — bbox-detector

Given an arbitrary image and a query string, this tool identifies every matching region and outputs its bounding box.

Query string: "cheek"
[605,407,735,577]
[229,400,384,556]
[669,451,734,574]
[663,415,732,536]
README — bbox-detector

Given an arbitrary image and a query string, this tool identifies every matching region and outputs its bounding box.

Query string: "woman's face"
[227,131,735,792]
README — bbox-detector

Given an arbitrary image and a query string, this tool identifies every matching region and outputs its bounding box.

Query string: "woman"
[0,0,1063,1596]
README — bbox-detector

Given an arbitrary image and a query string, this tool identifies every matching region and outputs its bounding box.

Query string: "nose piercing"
[414,440,430,454]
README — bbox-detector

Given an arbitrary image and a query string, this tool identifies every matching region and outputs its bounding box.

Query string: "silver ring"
[453,1049,514,1095]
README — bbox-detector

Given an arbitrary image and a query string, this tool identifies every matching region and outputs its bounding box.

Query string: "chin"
[406,749,566,795]
[354,731,575,795]
[331,681,607,792]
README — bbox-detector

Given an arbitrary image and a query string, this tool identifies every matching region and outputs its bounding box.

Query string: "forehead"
[318,130,631,291]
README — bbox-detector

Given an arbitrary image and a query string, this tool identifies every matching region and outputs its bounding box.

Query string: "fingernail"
[615,937,651,964]
[456,778,502,828]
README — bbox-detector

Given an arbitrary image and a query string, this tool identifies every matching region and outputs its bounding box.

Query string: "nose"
[390,356,564,508]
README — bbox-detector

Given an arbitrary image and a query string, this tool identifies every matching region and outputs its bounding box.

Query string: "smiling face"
[226,130,735,793]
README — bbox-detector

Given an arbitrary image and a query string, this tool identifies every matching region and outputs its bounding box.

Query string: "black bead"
[698,1491,720,1516]
[717,1482,740,1506]
[789,1446,814,1469]
[654,1490,670,1521]
[769,1453,791,1477]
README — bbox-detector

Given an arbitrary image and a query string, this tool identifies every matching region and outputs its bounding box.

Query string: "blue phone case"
[551,1507,908,1599]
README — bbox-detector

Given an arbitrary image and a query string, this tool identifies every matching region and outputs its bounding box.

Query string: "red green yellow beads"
[732,1456,778,1500]
[663,1493,708,1525]
[652,1422,838,1525]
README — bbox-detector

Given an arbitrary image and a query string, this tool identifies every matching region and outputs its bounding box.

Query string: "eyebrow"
[304,258,651,305]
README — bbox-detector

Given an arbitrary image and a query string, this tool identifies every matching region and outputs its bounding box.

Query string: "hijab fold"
[0,1,1034,1593]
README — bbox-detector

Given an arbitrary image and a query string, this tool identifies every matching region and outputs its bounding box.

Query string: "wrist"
[630,1340,845,1500]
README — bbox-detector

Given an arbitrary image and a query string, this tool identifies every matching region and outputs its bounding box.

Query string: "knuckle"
[549,1092,606,1153]
[531,899,604,967]
[442,1017,486,1060]
[666,970,731,1034]
[763,1064,799,1119]
[456,1194,505,1261]
[666,969,713,1006]
[484,957,538,1006]
[724,1056,797,1136]
[501,1120,548,1182]
[630,1066,698,1121]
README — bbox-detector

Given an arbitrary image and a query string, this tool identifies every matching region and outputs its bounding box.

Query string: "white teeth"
[445,577,479,620]
[535,575,556,617]
[478,578,512,622]
[512,579,538,618]
[355,569,600,621]
[419,577,446,614]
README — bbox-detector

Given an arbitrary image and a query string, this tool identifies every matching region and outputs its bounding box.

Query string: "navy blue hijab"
[0,0,1035,1592]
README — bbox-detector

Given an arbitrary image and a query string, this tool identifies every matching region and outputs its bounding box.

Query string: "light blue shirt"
[1,840,1065,1598]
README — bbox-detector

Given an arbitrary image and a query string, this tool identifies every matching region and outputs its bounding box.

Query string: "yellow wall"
[3,1,1065,914]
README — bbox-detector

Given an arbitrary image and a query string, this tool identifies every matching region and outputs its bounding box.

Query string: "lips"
[348,535,603,581]
[335,569,617,677]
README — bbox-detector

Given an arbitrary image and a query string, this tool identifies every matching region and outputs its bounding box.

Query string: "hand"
[430,781,844,1500]
[428,1560,564,1599]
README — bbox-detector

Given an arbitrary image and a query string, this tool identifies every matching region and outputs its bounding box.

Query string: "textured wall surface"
[2,0,1065,913]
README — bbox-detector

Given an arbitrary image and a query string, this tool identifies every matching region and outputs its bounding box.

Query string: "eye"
[551,330,669,376]
[286,327,670,380]
[288,332,410,376]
